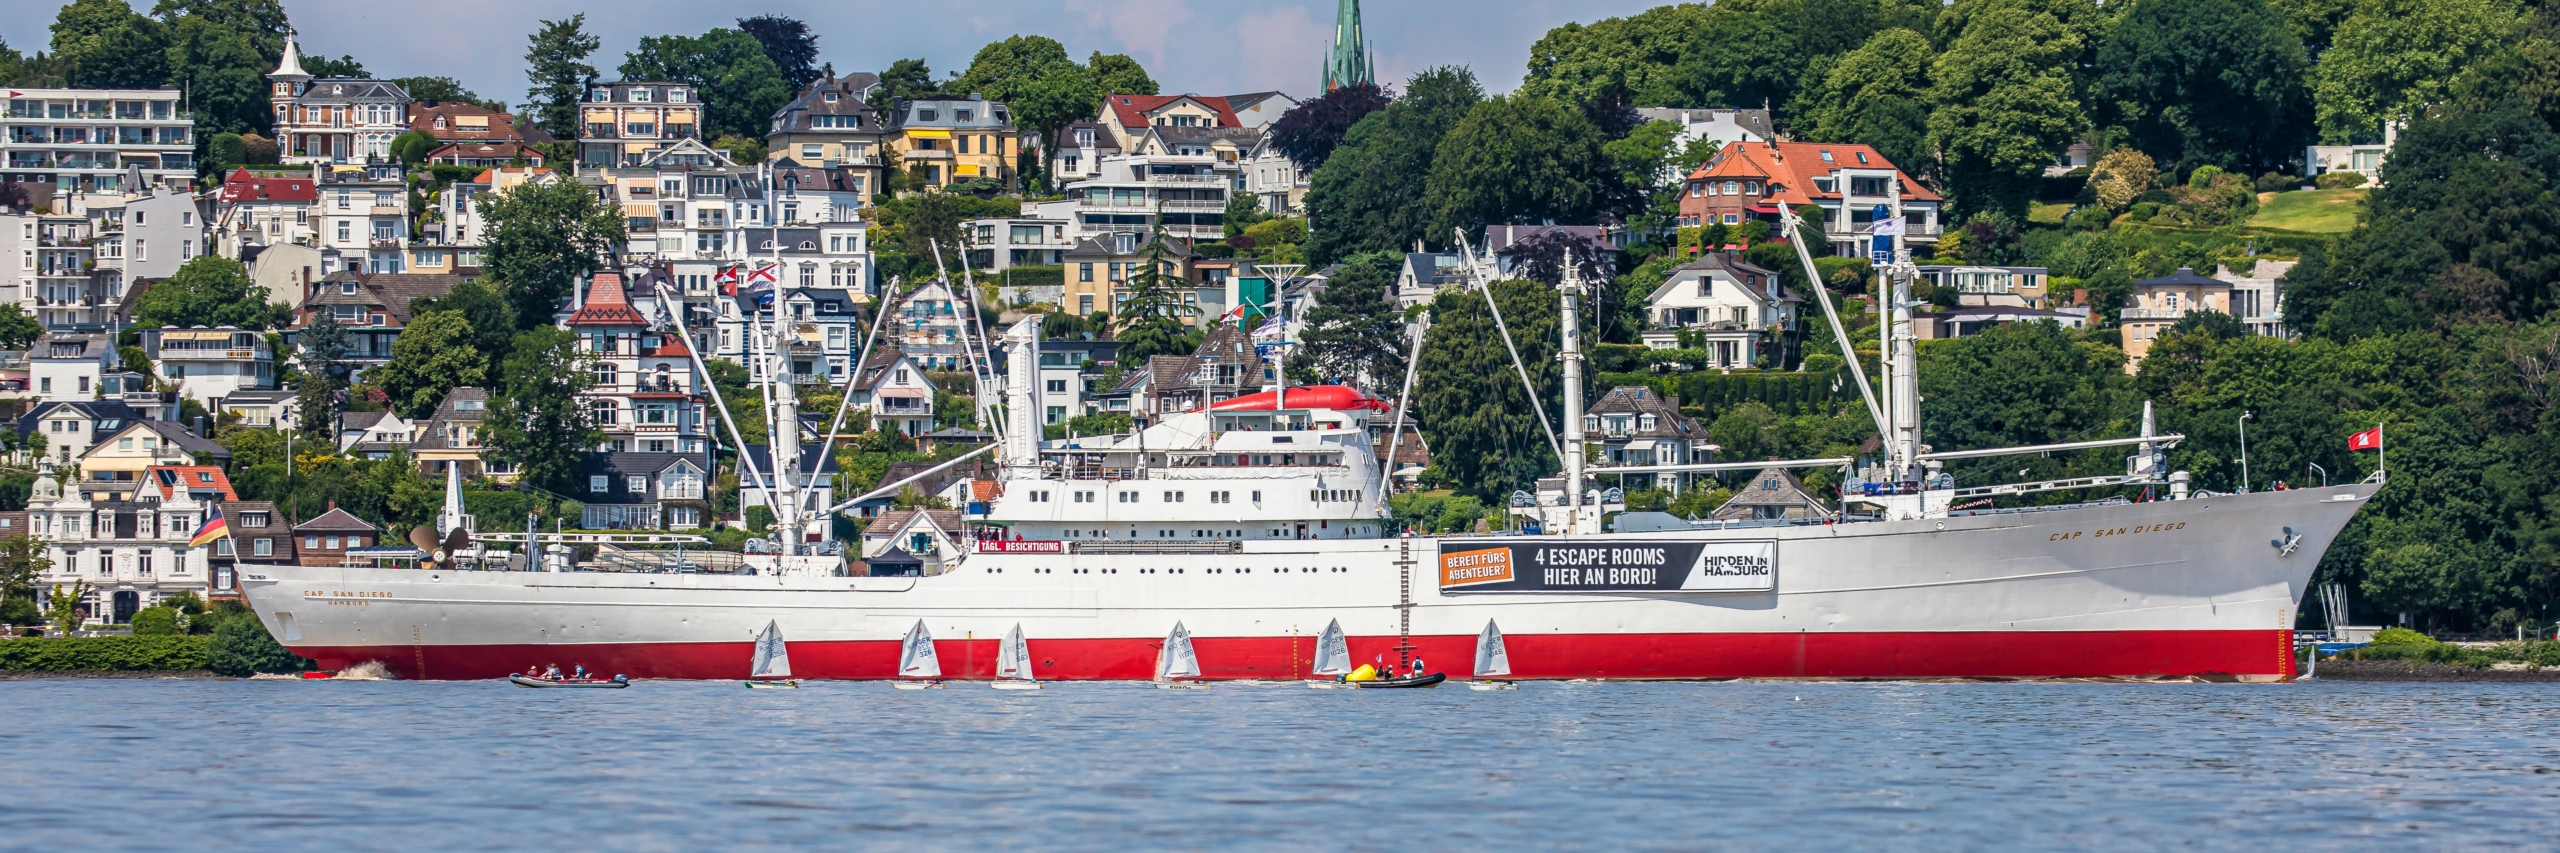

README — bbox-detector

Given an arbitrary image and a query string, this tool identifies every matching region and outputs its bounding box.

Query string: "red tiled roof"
[217,169,315,203]
[567,272,648,326]
[642,334,692,357]
[1102,94,1240,130]
[146,465,237,501]
[1685,141,1941,205]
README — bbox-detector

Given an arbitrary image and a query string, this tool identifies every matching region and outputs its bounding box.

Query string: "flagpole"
[2378,422,2385,479]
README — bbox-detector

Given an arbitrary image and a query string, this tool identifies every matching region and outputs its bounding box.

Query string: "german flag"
[188,504,230,549]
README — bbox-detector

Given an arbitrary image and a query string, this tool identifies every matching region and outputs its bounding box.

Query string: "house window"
[324,536,340,549]
[253,538,272,556]
[667,507,698,528]
[1079,263,1094,282]
[627,475,647,493]
[590,475,608,493]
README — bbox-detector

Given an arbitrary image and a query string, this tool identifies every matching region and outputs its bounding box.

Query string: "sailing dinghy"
[745,620,799,688]
[1469,620,1517,690]
[894,619,944,689]
[1307,619,1352,689]
[1154,621,1206,688]
[993,623,1041,690]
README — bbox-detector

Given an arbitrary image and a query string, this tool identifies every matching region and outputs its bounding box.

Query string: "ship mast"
[1882,178,1924,484]
[762,167,803,556]
[1557,249,1591,535]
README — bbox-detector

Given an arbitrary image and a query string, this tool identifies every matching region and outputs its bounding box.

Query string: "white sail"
[1474,620,1511,677]
[1312,619,1351,676]
[750,619,792,678]
[898,619,941,678]
[997,623,1034,681]
[1157,621,1200,680]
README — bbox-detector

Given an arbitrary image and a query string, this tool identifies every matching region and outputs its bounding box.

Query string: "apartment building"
[886,96,1019,191]
[568,271,710,455]
[28,460,226,626]
[140,326,274,407]
[1057,153,1232,242]
[1,88,197,196]
[579,81,703,168]
[210,168,317,258]
[765,74,884,206]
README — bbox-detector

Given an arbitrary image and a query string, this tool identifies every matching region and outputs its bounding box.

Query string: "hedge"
[1595,370,1862,416]
[0,635,210,671]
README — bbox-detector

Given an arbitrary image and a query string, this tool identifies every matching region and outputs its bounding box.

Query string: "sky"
[7,0,1668,106]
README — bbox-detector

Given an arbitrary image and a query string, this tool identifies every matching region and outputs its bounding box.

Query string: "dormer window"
[632,88,651,103]
[591,88,610,102]
[917,109,938,122]
[957,110,974,122]
[823,93,838,103]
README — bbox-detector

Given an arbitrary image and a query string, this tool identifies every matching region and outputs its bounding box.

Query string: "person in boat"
[524,665,540,679]
[543,664,562,680]
[573,664,588,680]
[1413,657,1425,677]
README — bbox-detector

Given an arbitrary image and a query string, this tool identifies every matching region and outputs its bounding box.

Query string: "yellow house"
[2118,267,2234,371]
[765,75,886,204]
[1061,233,1209,324]
[79,421,230,482]
[886,97,1020,191]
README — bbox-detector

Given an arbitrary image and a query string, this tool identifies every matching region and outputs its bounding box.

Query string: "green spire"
[1323,0,1374,92]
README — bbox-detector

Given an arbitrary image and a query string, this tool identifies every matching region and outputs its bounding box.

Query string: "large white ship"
[240,211,2376,682]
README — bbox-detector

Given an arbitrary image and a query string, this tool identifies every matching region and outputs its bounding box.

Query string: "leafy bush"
[206,611,310,676]
[2184,165,2223,190]
[2126,202,2159,222]
[0,636,209,671]
[2370,627,2437,646]
[2314,171,2369,189]
[2254,171,2296,193]
[129,606,179,636]
[745,505,775,533]
[2066,206,2113,232]
[0,595,37,627]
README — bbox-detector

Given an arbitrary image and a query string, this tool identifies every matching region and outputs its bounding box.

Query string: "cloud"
[1230,7,1328,96]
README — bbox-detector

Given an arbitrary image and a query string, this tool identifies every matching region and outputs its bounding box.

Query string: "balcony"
[2119,307,2195,321]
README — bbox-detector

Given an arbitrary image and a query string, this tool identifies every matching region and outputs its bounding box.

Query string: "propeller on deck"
[408,526,445,570]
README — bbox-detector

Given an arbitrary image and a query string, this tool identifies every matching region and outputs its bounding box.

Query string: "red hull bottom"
[293,630,2297,683]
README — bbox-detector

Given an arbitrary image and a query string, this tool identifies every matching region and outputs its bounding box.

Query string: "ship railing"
[1068,540,1242,555]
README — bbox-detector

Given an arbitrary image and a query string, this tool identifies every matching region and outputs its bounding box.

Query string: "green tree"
[51,0,168,89]
[482,327,602,492]
[47,579,88,634]
[371,311,487,419]
[2312,0,2523,144]
[1112,225,1197,328]
[477,178,625,326]
[522,14,601,141]
[129,605,179,635]
[206,607,308,675]
[1800,28,1938,179]
[393,76,500,110]
[2094,0,2312,175]
[1085,51,1157,96]
[1414,278,1561,499]
[1927,0,2089,218]
[0,305,39,350]
[1304,66,1484,263]
[409,277,519,375]
[294,310,352,443]
[736,15,822,93]
[390,130,439,166]
[620,28,790,140]
[870,57,940,115]
[1426,94,1616,239]
[301,53,365,78]
[132,256,285,330]
[0,535,49,602]
[1289,252,1406,390]
[2271,0,2360,56]
[159,0,287,135]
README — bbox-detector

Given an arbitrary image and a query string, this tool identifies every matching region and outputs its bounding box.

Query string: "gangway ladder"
[1395,537,1416,670]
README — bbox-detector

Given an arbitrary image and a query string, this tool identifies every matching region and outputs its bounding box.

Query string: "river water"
[9,678,2553,851]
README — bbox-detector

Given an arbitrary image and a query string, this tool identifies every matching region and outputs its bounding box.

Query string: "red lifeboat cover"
[1205,385,1391,412]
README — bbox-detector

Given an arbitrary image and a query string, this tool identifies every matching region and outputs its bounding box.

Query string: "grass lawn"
[2250,188,2367,233]
[2028,201,2072,224]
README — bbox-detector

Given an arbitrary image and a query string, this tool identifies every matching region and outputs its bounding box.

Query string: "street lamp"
[2237,411,2253,493]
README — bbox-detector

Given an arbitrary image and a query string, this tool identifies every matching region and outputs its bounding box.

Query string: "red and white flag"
[2348,426,2382,451]
[745,264,780,283]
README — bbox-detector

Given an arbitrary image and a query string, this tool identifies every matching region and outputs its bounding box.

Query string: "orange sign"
[1440,547,1515,588]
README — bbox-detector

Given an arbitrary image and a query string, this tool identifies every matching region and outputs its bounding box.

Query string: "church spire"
[1323,0,1374,92]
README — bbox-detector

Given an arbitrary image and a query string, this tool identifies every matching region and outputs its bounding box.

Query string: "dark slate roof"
[131,420,230,459]
[15,401,143,439]
[413,387,488,451]
[1585,386,1706,439]
[2133,266,2225,288]
[294,506,380,533]
[743,443,841,478]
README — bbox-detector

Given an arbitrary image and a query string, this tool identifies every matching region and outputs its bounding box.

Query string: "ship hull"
[239,485,2374,682]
